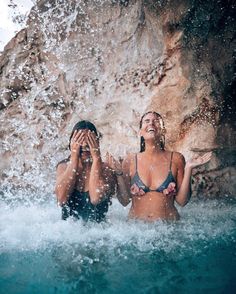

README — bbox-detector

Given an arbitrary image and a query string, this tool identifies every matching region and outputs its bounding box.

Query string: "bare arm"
[117,155,133,206]
[87,131,113,205]
[55,130,84,205]
[55,159,79,205]
[175,153,191,207]
[175,151,212,206]
[106,153,132,207]
[88,158,107,205]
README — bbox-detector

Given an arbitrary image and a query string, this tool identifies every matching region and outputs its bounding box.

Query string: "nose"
[148,120,155,126]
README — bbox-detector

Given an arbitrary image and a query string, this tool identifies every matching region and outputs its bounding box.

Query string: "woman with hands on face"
[107,111,212,222]
[55,120,116,222]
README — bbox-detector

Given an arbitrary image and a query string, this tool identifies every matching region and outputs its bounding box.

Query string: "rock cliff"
[0,0,235,197]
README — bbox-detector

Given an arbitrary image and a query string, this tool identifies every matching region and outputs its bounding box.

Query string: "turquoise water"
[0,197,236,294]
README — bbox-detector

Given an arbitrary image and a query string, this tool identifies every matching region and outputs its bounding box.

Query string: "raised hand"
[70,130,85,159]
[163,182,177,197]
[186,152,212,169]
[86,131,101,160]
[130,183,145,197]
[105,152,122,173]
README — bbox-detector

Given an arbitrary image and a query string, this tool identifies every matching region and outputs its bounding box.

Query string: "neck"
[144,140,163,155]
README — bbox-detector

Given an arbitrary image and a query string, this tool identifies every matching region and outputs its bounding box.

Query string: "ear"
[138,129,142,137]
[161,127,166,135]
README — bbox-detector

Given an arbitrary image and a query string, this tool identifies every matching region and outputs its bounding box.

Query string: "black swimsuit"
[130,152,176,194]
[62,190,110,222]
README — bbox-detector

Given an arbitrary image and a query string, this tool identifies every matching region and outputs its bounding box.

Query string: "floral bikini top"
[130,152,176,196]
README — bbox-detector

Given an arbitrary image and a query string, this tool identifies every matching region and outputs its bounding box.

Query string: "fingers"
[74,130,84,142]
[71,129,79,141]
[76,133,85,146]
[86,133,94,149]
[105,152,116,169]
[70,130,85,151]
[200,152,212,163]
[74,131,85,145]
[71,130,82,142]
[108,154,114,167]
[111,155,121,170]
[87,131,98,148]
[105,152,110,164]
[204,151,212,158]
[187,151,213,169]
[138,189,145,196]
[106,152,114,166]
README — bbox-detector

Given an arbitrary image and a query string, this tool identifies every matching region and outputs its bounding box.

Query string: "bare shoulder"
[172,151,185,167]
[56,158,69,173]
[123,153,135,165]
[122,153,135,170]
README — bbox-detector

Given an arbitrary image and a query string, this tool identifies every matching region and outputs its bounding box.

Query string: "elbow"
[90,197,100,206]
[57,198,66,206]
[56,195,66,206]
[120,198,130,207]
[117,194,131,207]
[175,190,191,207]
[123,202,130,207]
[55,188,67,206]
[176,197,190,207]
[177,201,188,207]
[89,192,102,205]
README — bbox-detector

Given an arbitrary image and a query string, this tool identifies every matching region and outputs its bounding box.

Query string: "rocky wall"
[0,0,235,197]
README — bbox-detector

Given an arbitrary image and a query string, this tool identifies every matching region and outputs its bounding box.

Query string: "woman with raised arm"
[55,120,115,222]
[107,111,212,221]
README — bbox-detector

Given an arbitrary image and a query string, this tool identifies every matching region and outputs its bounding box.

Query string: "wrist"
[70,154,80,164]
[184,165,193,172]
[114,170,123,176]
[92,156,102,164]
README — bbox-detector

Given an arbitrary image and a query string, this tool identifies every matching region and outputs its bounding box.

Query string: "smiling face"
[139,112,164,141]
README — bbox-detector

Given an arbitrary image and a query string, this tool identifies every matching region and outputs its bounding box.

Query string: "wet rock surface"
[0,0,235,197]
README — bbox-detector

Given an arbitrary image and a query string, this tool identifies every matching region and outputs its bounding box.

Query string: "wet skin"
[128,151,181,221]
[107,112,212,222]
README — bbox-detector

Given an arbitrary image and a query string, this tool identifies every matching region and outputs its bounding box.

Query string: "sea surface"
[0,195,236,294]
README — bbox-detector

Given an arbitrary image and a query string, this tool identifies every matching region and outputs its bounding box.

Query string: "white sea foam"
[0,195,235,255]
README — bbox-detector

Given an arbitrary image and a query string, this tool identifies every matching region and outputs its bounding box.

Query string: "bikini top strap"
[135,154,138,172]
[169,152,173,170]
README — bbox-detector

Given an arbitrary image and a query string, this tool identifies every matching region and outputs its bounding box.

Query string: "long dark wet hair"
[69,120,99,150]
[140,111,165,152]
[57,121,99,167]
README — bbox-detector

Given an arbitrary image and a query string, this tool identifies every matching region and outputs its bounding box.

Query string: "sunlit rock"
[0,0,235,197]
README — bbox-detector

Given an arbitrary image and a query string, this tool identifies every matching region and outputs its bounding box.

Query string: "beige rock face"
[0,0,235,197]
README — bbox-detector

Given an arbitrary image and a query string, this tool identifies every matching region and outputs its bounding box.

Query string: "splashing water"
[0,192,236,294]
[1,1,236,293]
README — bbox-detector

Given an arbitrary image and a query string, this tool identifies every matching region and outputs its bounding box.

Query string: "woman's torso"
[62,162,110,222]
[62,190,110,222]
[129,151,180,221]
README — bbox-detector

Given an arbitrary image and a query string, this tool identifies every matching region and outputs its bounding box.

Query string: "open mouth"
[147,128,155,133]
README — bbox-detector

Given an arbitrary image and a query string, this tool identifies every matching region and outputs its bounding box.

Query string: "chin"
[145,135,156,140]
